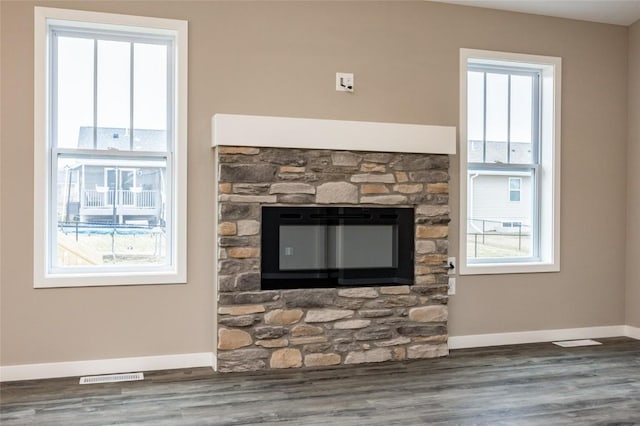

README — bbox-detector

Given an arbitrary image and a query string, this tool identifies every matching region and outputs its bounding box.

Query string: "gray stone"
[220,203,259,220]
[237,220,260,236]
[217,348,270,361]
[283,289,336,308]
[254,326,287,339]
[411,285,448,297]
[232,183,270,195]
[407,344,449,359]
[220,164,277,183]
[409,170,449,183]
[359,309,394,318]
[334,342,362,353]
[354,326,393,341]
[316,182,358,204]
[303,343,333,353]
[344,348,392,364]
[331,151,362,166]
[218,360,266,373]
[218,291,279,305]
[218,259,259,275]
[234,272,261,292]
[218,315,260,327]
[218,275,235,292]
[269,183,315,194]
[218,236,259,247]
[277,194,315,204]
[219,194,278,203]
[360,195,407,205]
[260,149,307,166]
[351,174,396,183]
[397,325,447,337]
[363,296,419,309]
[334,298,365,310]
[338,288,378,299]
[390,155,449,171]
[305,309,354,322]
[379,286,411,295]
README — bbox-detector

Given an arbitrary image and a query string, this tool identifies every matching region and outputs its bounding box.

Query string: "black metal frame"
[261,206,414,290]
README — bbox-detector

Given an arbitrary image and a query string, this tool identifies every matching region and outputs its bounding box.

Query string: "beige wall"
[0,1,629,366]
[627,19,640,328]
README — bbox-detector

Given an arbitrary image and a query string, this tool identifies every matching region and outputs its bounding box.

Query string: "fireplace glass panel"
[280,225,396,271]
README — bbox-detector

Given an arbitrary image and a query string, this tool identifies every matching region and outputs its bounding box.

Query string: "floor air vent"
[79,372,144,385]
[552,339,602,348]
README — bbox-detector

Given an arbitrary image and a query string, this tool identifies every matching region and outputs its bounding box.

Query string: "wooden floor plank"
[1,337,639,425]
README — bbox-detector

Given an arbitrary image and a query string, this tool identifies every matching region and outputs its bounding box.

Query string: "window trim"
[459,48,561,275]
[34,7,188,287]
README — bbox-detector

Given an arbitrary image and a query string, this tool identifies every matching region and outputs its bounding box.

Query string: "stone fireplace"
[213,114,455,373]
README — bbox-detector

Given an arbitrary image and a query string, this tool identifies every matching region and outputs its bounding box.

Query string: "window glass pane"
[56,36,94,149]
[510,75,533,163]
[467,171,533,259]
[485,73,508,163]
[55,155,167,268]
[133,43,168,151]
[97,40,131,150]
[467,71,484,162]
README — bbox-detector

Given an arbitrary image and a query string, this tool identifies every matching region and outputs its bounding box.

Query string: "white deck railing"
[83,190,159,209]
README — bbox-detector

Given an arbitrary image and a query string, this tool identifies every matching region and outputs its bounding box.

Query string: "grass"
[467,233,531,258]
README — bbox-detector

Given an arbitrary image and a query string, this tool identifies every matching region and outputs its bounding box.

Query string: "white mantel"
[212,114,456,155]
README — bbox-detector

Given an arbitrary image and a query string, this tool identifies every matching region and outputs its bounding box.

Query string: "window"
[34,7,188,287]
[460,49,561,275]
[509,177,521,202]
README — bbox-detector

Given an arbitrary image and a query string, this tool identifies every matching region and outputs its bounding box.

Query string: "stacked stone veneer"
[216,146,450,372]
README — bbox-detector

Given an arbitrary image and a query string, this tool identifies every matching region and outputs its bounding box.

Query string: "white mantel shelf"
[212,114,456,155]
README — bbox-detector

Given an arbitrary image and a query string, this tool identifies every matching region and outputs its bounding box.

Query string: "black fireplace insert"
[261,206,414,290]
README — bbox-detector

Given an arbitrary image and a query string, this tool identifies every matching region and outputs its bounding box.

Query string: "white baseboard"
[625,325,640,340]
[448,325,629,349]
[0,352,213,382]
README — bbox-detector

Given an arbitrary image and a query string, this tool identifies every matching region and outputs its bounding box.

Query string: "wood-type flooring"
[1,337,639,425]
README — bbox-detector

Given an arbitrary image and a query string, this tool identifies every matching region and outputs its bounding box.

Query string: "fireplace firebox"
[261,206,414,290]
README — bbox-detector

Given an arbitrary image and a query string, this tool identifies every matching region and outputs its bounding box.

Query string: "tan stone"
[415,240,437,254]
[338,288,378,298]
[291,324,325,337]
[280,166,305,173]
[416,205,450,217]
[427,183,449,193]
[361,184,389,194]
[344,348,392,364]
[316,182,358,204]
[412,335,448,344]
[269,183,316,194]
[218,305,265,315]
[393,184,423,194]
[218,222,237,236]
[255,337,289,348]
[360,163,386,173]
[219,194,277,203]
[415,275,436,285]
[407,344,449,359]
[218,183,232,194]
[333,319,371,329]
[392,347,406,361]
[218,328,252,350]
[265,309,304,325]
[270,348,302,369]
[305,309,354,322]
[304,353,341,367]
[290,335,328,345]
[227,247,260,258]
[374,336,411,347]
[360,195,407,205]
[351,173,395,183]
[416,254,448,265]
[395,172,409,183]
[219,146,260,155]
[409,305,448,322]
[237,220,260,236]
[416,225,449,238]
[379,286,411,295]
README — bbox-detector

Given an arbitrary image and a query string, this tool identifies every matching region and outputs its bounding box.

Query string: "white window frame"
[34,7,188,287]
[459,48,561,275]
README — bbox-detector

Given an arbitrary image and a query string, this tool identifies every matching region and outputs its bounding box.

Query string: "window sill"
[459,261,560,276]
[34,270,186,288]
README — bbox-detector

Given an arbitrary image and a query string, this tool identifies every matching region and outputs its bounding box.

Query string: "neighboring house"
[58,127,166,226]
[467,140,533,234]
